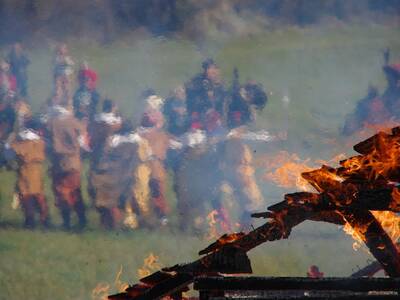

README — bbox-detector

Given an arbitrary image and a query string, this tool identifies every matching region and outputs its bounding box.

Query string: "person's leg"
[59,199,71,230]
[73,188,87,229]
[21,195,35,229]
[35,194,50,227]
[111,207,124,229]
[98,207,114,230]
[62,171,86,229]
[19,75,28,98]
[54,174,72,230]
[150,161,169,217]
[132,163,152,218]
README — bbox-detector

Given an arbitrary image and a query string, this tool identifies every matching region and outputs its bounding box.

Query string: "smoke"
[1,3,400,298]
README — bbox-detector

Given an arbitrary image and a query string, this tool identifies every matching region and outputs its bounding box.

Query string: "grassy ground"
[1,23,400,299]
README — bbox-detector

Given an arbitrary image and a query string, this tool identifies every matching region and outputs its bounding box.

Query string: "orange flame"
[92,265,128,300]
[343,211,400,251]
[359,121,398,138]
[91,282,110,300]
[343,222,364,251]
[137,253,162,278]
[371,211,400,244]
[263,151,314,191]
[262,151,347,191]
[204,208,241,241]
[205,210,221,241]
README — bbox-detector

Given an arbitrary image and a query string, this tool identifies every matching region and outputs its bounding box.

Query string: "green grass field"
[1,23,400,299]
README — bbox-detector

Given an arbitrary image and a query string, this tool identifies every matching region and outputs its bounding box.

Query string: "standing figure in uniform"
[219,74,268,226]
[139,102,171,226]
[73,62,100,123]
[342,50,400,135]
[163,85,189,137]
[342,86,389,135]
[91,121,138,229]
[88,99,122,205]
[45,101,87,230]
[0,65,16,166]
[185,59,227,126]
[382,61,400,120]
[53,44,75,106]
[7,43,30,98]
[0,58,17,102]
[8,118,48,228]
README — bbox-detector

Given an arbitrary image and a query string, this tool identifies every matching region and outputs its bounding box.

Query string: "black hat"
[118,120,133,134]
[25,117,42,131]
[102,98,115,113]
[202,58,216,70]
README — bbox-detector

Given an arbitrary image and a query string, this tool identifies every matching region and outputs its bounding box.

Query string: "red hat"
[390,63,400,73]
[79,68,98,89]
[191,121,202,130]
[384,63,400,77]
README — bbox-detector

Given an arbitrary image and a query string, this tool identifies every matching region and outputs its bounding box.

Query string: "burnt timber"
[109,127,400,299]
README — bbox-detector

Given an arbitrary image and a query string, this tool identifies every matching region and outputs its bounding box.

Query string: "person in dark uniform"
[342,85,389,135]
[342,50,400,135]
[91,121,138,229]
[7,43,30,98]
[219,70,268,225]
[382,63,400,120]
[227,70,268,128]
[0,58,17,103]
[163,85,189,136]
[0,89,16,167]
[88,99,122,206]
[185,59,227,126]
[73,62,100,122]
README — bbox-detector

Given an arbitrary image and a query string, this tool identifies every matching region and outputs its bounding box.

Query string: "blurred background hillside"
[0,0,399,44]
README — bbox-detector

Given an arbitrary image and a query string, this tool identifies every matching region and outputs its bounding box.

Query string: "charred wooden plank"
[133,273,193,300]
[198,233,246,255]
[353,131,391,155]
[194,276,400,292]
[351,243,400,277]
[111,126,400,298]
[340,209,400,277]
[108,292,133,300]
[351,261,382,278]
[123,283,150,298]
[281,188,400,212]
[139,271,174,286]
[301,165,341,192]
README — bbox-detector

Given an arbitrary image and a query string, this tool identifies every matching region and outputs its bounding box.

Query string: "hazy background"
[0,1,400,299]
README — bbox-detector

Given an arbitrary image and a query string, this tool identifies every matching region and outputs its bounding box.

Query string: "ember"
[137,253,163,278]
[109,127,400,299]
[263,151,346,191]
[205,210,220,241]
[93,266,128,300]
[263,151,313,191]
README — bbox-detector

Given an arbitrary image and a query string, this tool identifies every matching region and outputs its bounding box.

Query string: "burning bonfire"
[109,127,400,299]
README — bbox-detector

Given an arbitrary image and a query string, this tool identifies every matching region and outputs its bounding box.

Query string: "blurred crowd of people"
[4,43,397,232]
[0,43,270,232]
